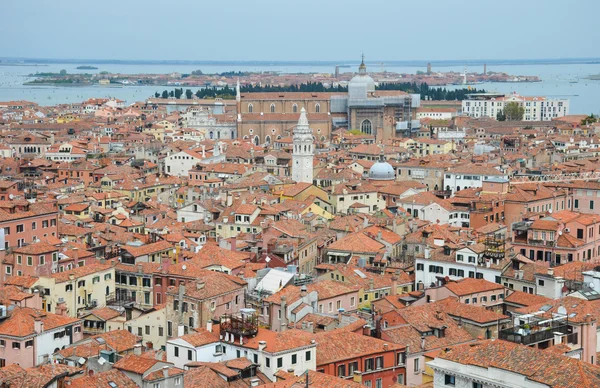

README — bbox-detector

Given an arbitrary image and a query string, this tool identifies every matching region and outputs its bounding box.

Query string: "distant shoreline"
[3,57,600,68]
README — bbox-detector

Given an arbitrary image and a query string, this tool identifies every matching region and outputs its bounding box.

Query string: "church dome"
[349,74,376,92]
[348,55,375,99]
[369,161,395,180]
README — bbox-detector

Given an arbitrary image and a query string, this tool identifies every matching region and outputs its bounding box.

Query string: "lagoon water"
[0,62,599,114]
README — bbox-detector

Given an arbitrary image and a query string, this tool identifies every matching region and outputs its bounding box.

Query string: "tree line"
[154,81,485,101]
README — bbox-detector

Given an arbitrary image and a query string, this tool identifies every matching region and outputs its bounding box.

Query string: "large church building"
[236,56,421,145]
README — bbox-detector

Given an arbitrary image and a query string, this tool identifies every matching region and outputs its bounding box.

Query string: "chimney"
[250,378,260,387]
[56,298,67,316]
[162,366,169,378]
[133,344,142,356]
[337,308,345,323]
[161,256,171,273]
[196,280,205,290]
[369,278,375,291]
[300,285,307,297]
[548,268,554,277]
[421,335,426,350]
[34,317,44,334]
[353,371,362,384]
[280,296,288,331]
[391,271,399,296]
[377,231,382,240]
[258,340,267,352]
[383,343,388,351]
[137,264,143,274]
[206,320,213,333]
[177,324,185,337]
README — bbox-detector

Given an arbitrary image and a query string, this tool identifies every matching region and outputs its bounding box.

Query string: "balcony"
[527,239,555,247]
[499,318,570,346]
[220,311,258,338]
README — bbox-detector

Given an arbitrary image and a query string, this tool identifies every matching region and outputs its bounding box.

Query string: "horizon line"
[2,56,600,66]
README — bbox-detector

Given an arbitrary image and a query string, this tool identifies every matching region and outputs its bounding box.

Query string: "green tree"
[154,92,160,98]
[174,88,183,99]
[581,114,598,125]
[185,89,193,99]
[59,69,67,75]
[496,109,506,121]
[504,102,524,121]
[169,90,174,98]
[161,90,168,99]
[191,69,203,75]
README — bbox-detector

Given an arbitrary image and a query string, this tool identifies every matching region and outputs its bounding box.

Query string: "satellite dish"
[557,306,568,315]
[8,194,14,199]
[590,282,595,289]
[558,230,562,235]
[182,264,187,270]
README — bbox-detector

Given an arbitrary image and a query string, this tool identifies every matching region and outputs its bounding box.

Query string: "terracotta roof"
[65,369,137,388]
[314,330,404,366]
[444,278,505,297]
[85,307,122,321]
[504,290,552,307]
[439,340,600,388]
[327,231,385,253]
[113,354,161,374]
[0,306,81,337]
[51,263,113,283]
[122,240,173,257]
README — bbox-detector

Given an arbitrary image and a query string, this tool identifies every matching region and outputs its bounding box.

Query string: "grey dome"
[369,161,395,180]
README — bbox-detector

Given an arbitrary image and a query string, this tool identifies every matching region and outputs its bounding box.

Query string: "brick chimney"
[34,317,44,334]
[161,256,171,273]
[280,296,287,332]
[56,298,67,316]
[391,271,399,296]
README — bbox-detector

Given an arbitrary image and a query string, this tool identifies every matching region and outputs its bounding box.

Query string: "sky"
[2,0,600,62]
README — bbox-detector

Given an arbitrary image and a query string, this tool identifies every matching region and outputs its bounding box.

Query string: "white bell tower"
[292,108,314,184]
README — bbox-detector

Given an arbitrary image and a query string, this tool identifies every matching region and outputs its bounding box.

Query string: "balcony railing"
[527,239,555,247]
[499,321,570,345]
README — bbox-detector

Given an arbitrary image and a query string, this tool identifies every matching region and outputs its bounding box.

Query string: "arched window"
[315,103,321,113]
[243,135,249,140]
[248,103,253,113]
[292,104,298,113]
[209,131,214,139]
[253,136,259,146]
[361,119,372,135]
[265,135,271,145]
[270,104,275,113]
[277,135,282,140]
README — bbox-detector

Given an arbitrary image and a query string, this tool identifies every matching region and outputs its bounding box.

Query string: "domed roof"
[369,161,395,181]
[349,73,376,92]
[349,55,375,99]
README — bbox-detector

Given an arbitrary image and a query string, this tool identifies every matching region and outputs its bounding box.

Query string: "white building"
[291,108,314,184]
[166,321,317,382]
[443,167,508,194]
[415,244,504,289]
[462,92,569,121]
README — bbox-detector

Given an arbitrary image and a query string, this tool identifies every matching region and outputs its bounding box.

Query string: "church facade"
[235,56,421,145]
[237,92,333,146]
[333,56,422,141]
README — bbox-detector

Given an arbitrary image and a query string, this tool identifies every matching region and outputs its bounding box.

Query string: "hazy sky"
[2,0,599,62]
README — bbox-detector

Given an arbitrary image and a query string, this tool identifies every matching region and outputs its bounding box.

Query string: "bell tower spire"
[359,53,367,75]
[292,108,314,184]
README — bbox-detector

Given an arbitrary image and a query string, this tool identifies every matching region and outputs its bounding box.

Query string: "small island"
[76,65,98,70]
